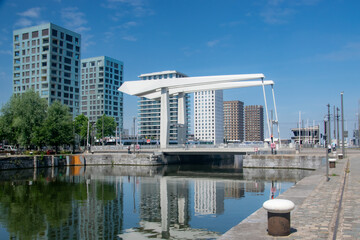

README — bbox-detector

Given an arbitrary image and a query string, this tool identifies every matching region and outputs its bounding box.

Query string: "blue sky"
[0,0,359,140]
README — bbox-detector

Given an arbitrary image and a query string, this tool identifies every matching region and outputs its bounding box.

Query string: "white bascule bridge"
[119,73,280,148]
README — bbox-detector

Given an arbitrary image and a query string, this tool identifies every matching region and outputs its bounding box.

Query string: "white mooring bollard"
[263,199,295,236]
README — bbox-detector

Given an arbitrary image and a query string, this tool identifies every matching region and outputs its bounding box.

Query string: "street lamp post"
[341,92,345,157]
[336,107,340,148]
[102,115,104,146]
[325,119,329,182]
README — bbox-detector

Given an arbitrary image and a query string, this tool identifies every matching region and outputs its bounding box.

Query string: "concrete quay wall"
[0,153,164,171]
[243,155,323,170]
[83,153,164,166]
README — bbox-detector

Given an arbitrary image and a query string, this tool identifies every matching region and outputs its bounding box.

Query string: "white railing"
[90,142,295,151]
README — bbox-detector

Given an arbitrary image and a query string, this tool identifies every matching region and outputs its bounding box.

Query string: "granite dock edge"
[219,153,355,240]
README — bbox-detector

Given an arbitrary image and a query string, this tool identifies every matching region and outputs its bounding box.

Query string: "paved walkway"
[220,150,360,240]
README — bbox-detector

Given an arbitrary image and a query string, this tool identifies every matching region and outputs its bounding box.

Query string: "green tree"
[0,90,47,148]
[74,114,89,146]
[96,115,117,140]
[43,101,73,152]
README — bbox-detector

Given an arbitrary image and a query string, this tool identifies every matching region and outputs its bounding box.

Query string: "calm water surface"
[0,159,314,239]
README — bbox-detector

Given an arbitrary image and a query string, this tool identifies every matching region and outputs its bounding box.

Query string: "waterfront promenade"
[220,149,360,240]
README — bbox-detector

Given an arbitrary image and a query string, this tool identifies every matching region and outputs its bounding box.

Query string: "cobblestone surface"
[220,151,360,240]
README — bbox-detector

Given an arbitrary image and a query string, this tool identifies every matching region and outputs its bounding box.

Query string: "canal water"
[0,158,315,239]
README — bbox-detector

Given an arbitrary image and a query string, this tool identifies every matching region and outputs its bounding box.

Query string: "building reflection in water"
[46,175,124,240]
[194,179,224,215]
[0,162,312,240]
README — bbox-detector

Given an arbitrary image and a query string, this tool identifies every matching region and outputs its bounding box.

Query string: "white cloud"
[122,21,137,28]
[61,7,88,32]
[317,42,360,61]
[14,18,33,28]
[181,47,201,57]
[14,7,44,28]
[82,34,96,51]
[60,8,95,51]
[259,0,320,24]
[17,7,42,18]
[122,35,137,42]
[207,40,220,47]
[102,0,154,18]
[260,7,295,24]
[220,21,245,27]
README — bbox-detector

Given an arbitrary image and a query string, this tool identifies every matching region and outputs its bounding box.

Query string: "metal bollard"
[329,158,336,168]
[263,199,295,236]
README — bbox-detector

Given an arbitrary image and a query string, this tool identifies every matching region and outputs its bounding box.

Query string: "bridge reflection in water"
[0,156,318,240]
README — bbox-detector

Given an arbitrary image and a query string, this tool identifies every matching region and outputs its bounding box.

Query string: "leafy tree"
[0,90,47,148]
[74,114,89,146]
[43,101,73,152]
[96,115,117,140]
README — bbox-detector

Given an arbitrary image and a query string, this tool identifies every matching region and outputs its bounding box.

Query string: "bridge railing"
[90,142,289,151]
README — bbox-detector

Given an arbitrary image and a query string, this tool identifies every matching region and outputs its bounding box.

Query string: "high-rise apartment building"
[245,105,264,141]
[194,90,224,144]
[223,100,244,142]
[13,23,81,117]
[80,56,124,131]
[138,70,190,142]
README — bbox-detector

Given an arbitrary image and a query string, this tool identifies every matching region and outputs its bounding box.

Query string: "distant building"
[80,56,124,132]
[13,23,81,118]
[291,125,320,145]
[223,100,244,142]
[245,105,264,141]
[137,70,190,142]
[194,90,224,144]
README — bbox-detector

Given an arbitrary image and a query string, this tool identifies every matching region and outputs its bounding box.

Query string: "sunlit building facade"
[137,70,190,142]
[223,100,244,142]
[245,105,264,141]
[80,56,124,131]
[13,23,81,118]
[194,90,224,144]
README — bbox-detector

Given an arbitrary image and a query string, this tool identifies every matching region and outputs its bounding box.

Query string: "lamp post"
[337,107,340,148]
[324,118,329,182]
[341,92,345,157]
[102,115,104,146]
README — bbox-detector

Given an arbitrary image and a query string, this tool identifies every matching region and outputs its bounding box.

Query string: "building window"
[22,33,29,40]
[66,43,73,50]
[66,34,73,42]
[42,29,49,36]
[32,31,38,38]
[52,29,57,37]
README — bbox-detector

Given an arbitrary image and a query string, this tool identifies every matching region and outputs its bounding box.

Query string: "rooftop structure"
[291,125,320,145]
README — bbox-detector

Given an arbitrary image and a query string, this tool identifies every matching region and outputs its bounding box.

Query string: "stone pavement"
[219,150,360,240]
